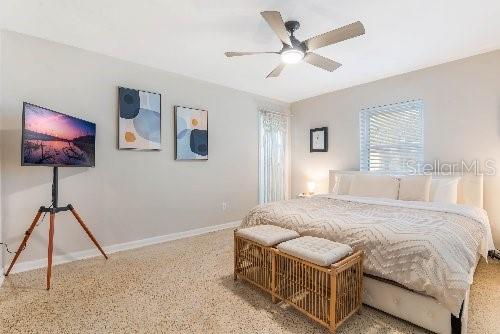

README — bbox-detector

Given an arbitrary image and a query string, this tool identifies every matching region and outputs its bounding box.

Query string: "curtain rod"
[259,109,294,117]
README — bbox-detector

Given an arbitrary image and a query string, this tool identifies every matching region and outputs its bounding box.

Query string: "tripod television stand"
[5,167,108,289]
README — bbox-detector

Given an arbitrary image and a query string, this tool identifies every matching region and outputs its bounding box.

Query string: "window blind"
[360,100,424,173]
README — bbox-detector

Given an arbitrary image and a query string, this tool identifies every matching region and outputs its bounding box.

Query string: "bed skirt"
[363,275,470,334]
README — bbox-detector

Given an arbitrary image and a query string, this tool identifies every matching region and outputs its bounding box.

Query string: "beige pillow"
[430,177,460,204]
[398,175,432,201]
[332,174,354,195]
[348,174,400,199]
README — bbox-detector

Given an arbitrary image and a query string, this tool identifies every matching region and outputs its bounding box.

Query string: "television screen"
[22,103,96,167]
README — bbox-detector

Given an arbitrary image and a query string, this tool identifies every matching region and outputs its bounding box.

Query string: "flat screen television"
[21,102,96,167]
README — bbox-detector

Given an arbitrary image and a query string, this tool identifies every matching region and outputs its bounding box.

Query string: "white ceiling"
[2,0,500,103]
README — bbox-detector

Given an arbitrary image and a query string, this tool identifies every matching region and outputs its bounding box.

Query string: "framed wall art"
[310,127,328,152]
[118,87,161,150]
[174,106,208,160]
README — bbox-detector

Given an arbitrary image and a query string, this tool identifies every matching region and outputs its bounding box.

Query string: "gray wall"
[291,49,500,248]
[0,31,289,264]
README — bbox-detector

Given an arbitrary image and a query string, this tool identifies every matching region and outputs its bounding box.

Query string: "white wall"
[291,50,500,248]
[0,31,289,265]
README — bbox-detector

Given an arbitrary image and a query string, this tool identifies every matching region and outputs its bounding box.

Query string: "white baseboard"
[3,220,241,275]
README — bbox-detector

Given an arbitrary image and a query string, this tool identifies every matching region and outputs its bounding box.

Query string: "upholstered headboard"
[328,170,484,209]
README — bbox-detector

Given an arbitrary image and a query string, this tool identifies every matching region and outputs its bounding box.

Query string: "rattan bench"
[275,236,363,333]
[234,228,363,333]
[233,225,299,292]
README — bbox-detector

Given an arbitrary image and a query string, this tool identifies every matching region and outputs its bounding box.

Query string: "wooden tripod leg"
[46,212,55,290]
[69,207,108,259]
[5,210,43,276]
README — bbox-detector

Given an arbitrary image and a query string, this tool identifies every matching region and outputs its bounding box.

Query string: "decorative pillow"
[430,177,460,204]
[398,175,432,202]
[348,174,400,199]
[332,173,354,195]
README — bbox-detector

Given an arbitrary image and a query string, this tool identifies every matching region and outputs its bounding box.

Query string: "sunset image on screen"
[22,103,96,166]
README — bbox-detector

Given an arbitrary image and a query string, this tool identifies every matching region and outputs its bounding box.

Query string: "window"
[360,100,423,173]
[259,110,290,203]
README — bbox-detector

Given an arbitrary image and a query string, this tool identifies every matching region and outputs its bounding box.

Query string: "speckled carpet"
[1,229,499,333]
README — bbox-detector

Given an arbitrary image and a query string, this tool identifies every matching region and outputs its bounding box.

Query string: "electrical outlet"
[222,202,228,211]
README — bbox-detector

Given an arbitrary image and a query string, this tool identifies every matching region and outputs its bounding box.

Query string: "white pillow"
[430,177,460,204]
[348,174,400,199]
[398,175,432,202]
[332,174,354,195]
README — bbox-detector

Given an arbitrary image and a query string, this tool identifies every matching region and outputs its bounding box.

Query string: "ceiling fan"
[225,11,365,78]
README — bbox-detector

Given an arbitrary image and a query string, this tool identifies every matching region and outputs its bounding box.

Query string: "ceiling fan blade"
[305,21,365,51]
[260,11,292,46]
[225,51,278,57]
[266,63,286,78]
[304,53,342,72]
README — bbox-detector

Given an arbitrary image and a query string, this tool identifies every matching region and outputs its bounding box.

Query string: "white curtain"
[259,110,290,203]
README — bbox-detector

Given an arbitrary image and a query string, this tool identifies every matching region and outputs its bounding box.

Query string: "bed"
[240,171,495,334]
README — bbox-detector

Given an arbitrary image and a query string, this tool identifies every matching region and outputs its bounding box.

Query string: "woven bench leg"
[234,230,238,281]
[330,268,337,333]
[271,250,277,303]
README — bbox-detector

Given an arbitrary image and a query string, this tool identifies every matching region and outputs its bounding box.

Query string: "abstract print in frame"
[175,106,208,160]
[118,87,161,150]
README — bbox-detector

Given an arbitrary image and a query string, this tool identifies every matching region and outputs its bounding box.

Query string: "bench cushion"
[235,225,299,246]
[277,236,353,266]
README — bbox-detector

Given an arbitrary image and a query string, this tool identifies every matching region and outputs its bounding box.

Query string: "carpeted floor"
[1,229,499,333]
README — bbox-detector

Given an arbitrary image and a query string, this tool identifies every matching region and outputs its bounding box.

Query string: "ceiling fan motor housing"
[281,39,306,54]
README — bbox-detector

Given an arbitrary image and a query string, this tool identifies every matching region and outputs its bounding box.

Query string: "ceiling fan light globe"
[281,49,304,64]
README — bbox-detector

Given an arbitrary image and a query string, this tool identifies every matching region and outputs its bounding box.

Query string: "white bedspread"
[241,195,495,316]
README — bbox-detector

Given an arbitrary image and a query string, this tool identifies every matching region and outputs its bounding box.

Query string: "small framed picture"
[310,127,328,152]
